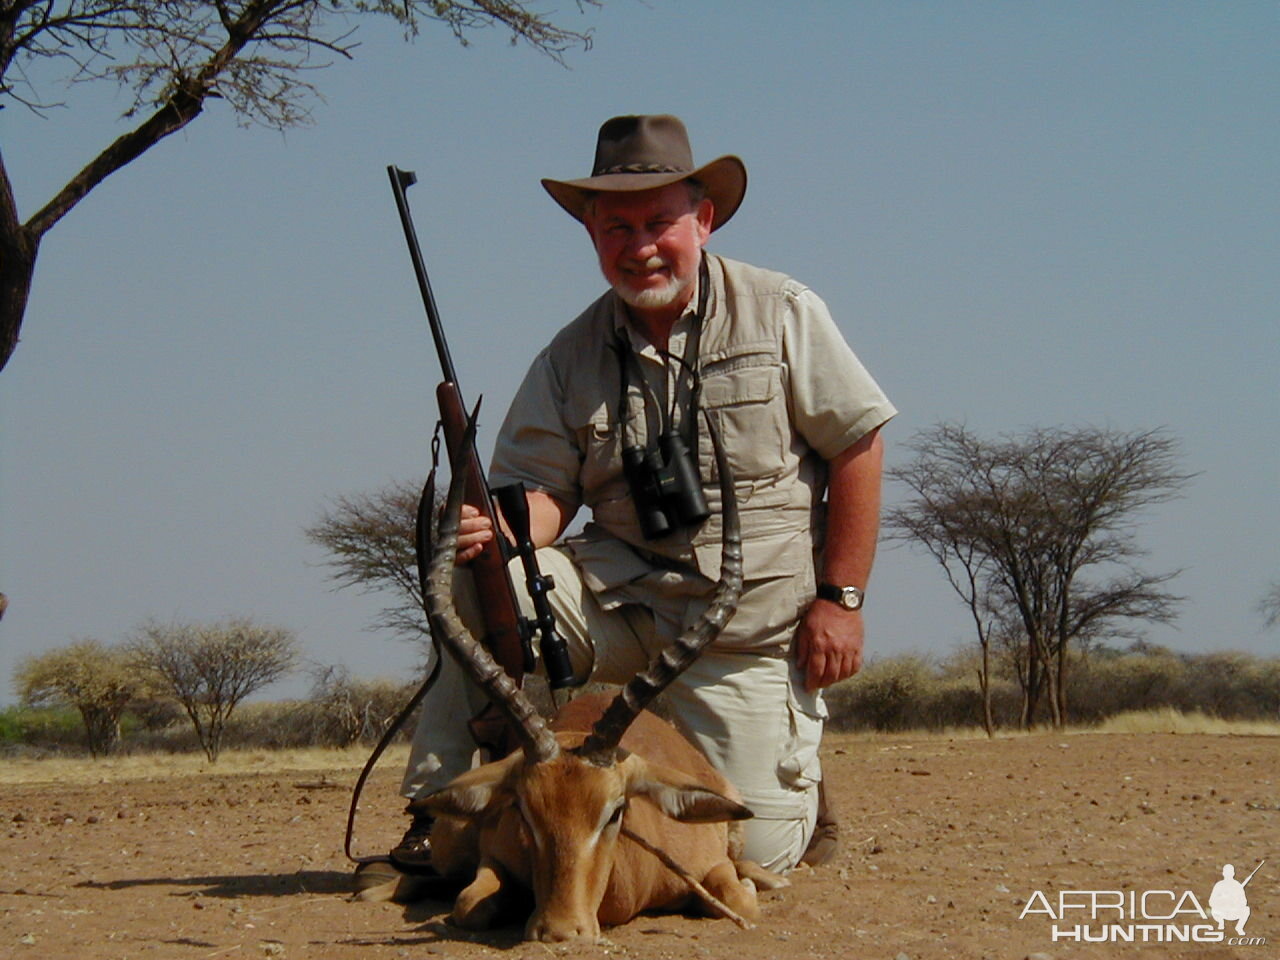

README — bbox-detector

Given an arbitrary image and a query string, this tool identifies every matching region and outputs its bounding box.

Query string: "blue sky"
[2,2,1277,703]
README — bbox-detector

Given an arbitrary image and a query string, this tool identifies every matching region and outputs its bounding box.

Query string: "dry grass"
[0,743,410,786]
[1090,705,1280,736]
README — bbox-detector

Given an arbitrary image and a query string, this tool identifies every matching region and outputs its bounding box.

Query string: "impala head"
[412,738,750,941]
[419,405,744,942]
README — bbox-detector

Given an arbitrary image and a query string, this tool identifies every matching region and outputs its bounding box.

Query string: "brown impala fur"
[411,692,781,941]
[355,407,785,941]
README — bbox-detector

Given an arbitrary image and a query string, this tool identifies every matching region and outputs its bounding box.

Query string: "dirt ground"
[1,731,1276,960]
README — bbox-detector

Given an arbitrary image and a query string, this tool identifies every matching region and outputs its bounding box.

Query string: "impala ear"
[410,752,521,820]
[622,756,754,824]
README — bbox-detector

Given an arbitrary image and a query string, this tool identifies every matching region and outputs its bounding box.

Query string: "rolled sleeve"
[783,287,897,460]
[489,349,583,509]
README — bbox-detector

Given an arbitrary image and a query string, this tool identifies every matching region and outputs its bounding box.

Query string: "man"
[1209,864,1252,936]
[396,115,896,872]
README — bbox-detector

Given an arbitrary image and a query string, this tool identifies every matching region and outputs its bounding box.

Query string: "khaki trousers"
[401,546,823,872]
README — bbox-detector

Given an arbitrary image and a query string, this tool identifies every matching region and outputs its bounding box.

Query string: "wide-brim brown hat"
[541,115,747,232]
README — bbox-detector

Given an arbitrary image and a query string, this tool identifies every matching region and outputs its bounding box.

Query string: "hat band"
[595,162,689,176]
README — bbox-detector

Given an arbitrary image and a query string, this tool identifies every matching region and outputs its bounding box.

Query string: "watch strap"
[815,583,843,604]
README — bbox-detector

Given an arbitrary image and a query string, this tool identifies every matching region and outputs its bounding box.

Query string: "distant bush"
[827,646,1280,732]
[0,704,89,756]
[826,656,934,731]
[1064,648,1188,722]
[8,645,1277,753]
[289,666,422,748]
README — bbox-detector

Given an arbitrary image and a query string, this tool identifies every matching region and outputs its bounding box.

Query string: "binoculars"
[622,430,710,540]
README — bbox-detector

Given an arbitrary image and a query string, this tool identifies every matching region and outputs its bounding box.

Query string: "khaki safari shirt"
[490,254,897,649]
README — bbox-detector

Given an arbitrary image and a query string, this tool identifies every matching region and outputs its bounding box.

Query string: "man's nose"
[625,230,659,258]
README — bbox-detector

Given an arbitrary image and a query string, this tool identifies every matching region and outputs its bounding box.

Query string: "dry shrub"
[827,656,935,732]
[257,667,424,749]
[1174,652,1275,719]
[1065,649,1187,723]
[828,647,1280,733]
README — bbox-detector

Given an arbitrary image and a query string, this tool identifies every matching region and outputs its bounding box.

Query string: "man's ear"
[695,197,714,243]
[621,755,753,824]
[409,752,521,820]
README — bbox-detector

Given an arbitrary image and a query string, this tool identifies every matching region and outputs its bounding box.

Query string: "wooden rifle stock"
[436,382,527,678]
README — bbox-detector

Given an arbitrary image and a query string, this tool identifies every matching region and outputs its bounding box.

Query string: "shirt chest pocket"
[698,356,789,482]
[575,413,627,506]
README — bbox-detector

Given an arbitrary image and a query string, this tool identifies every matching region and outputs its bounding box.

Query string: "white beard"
[612,257,693,310]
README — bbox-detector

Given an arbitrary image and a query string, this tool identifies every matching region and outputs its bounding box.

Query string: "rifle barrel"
[387,165,459,387]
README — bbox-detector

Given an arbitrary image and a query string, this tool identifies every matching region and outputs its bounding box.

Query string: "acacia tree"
[0,0,599,371]
[305,478,430,648]
[886,424,1193,728]
[128,616,299,760]
[14,638,146,755]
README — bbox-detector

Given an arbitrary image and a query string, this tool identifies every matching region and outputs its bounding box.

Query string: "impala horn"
[578,409,743,764]
[427,400,560,764]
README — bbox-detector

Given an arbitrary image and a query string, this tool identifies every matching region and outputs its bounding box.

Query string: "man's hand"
[794,599,865,692]
[454,504,495,565]
[452,490,574,565]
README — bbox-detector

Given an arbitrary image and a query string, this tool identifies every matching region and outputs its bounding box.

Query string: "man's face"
[584,182,713,316]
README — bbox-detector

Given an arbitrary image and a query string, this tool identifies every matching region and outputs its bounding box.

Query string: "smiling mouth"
[623,258,670,283]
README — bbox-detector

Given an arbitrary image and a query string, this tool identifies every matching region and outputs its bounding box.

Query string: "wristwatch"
[816,582,865,611]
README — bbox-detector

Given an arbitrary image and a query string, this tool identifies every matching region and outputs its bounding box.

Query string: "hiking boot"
[800,778,839,867]
[389,805,435,871]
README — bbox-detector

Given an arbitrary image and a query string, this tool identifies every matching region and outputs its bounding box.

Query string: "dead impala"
[358,411,786,941]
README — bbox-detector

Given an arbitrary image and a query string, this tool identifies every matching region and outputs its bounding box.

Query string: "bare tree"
[129,616,299,760]
[14,639,146,755]
[306,478,432,649]
[883,465,998,736]
[1259,581,1280,631]
[886,424,1193,728]
[0,0,600,371]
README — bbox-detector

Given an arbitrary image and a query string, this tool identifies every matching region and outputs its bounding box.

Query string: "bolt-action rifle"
[386,166,575,760]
